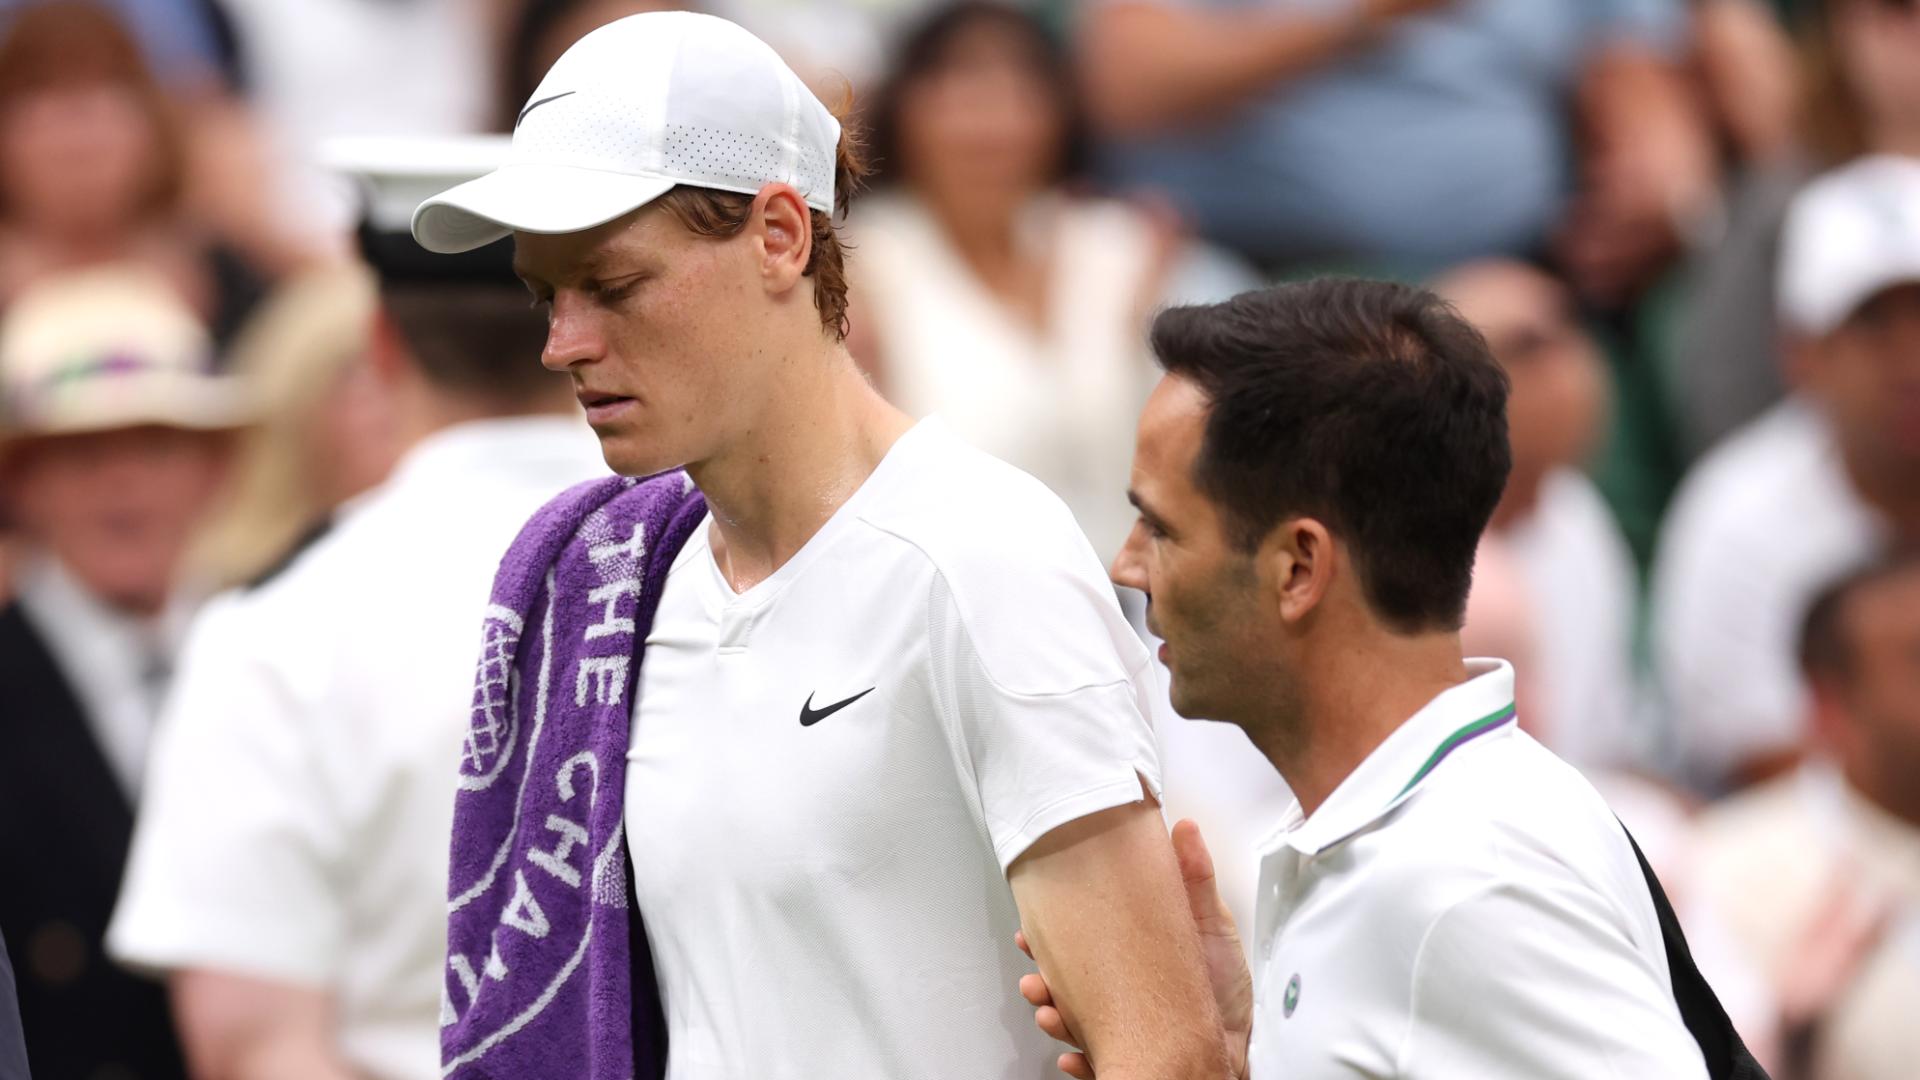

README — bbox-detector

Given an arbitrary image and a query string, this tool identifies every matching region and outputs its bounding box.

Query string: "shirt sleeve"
[1399,880,1709,1079]
[107,594,346,986]
[925,535,1163,874]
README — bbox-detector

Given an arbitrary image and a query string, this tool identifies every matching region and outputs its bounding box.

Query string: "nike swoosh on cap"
[516,90,577,129]
[799,687,875,727]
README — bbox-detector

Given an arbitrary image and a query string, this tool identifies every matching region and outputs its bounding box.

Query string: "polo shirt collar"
[1273,658,1518,857]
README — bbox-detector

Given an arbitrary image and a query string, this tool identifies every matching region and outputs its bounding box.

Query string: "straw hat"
[0,265,250,440]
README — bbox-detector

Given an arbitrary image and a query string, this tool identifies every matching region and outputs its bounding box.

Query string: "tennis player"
[412,12,1226,1080]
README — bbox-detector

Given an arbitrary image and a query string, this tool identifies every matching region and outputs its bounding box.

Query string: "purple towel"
[442,471,707,1080]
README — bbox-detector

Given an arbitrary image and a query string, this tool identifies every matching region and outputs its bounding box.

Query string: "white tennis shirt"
[1247,660,1707,1079]
[624,419,1162,1079]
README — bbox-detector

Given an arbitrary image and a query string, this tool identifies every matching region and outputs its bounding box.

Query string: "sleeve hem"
[993,764,1163,873]
[106,909,339,987]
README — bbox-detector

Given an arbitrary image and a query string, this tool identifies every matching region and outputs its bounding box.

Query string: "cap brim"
[411,164,678,254]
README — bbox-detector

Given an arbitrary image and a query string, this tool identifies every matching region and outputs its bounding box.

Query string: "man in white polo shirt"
[410,12,1227,1080]
[1019,280,1758,1079]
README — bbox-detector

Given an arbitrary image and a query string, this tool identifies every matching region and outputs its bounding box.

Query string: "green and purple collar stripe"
[1392,703,1517,801]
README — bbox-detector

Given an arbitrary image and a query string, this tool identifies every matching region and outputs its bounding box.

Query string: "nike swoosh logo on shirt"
[516,90,577,128]
[800,687,875,727]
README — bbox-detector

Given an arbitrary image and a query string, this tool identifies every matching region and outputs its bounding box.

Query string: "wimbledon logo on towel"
[442,501,652,1068]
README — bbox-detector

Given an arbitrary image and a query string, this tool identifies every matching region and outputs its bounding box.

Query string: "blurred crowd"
[0,0,1913,1078]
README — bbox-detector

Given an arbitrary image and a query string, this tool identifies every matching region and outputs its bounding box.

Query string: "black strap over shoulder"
[1621,825,1771,1080]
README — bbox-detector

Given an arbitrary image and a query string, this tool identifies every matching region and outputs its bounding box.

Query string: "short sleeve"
[1401,881,1708,1079]
[107,594,346,986]
[925,547,1162,874]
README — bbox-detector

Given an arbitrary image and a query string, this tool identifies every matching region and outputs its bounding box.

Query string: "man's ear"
[1260,517,1336,624]
[750,183,814,295]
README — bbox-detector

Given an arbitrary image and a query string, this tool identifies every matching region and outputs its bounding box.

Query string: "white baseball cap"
[412,11,840,254]
[1779,155,1920,337]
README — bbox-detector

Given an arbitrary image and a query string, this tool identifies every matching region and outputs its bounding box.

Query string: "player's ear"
[751,183,813,295]
[1264,517,1334,624]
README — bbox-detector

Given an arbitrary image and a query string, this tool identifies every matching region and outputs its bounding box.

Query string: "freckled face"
[514,205,769,476]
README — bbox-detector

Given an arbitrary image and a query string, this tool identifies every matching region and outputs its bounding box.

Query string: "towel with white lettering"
[442,470,706,1080]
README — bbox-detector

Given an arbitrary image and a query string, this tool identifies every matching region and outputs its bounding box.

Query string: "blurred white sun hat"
[0,266,248,440]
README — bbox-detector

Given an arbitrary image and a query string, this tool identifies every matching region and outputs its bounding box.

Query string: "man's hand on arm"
[171,970,362,1080]
[1010,811,1249,1080]
[1079,0,1456,136]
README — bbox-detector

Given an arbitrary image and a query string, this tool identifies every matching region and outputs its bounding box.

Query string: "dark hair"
[863,0,1090,188]
[1799,548,1920,683]
[358,227,559,401]
[1151,279,1513,633]
[381,281,558,400]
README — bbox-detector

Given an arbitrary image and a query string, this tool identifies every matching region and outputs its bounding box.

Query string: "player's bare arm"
[1008,800,1237,1080]
[1018,818,1254,1080]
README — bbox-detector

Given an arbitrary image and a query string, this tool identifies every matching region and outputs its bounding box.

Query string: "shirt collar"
[1273,658,1518,857]
[15,553,192,663]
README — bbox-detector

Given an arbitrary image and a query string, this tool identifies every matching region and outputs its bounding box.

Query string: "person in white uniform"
[1017,280,1758,1079]
[107,148,607,1080]
[409,12,1228,1079]
[1653,156,1920,792]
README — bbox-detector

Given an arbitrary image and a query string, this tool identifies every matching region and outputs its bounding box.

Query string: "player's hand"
[1016,820,1254,1079]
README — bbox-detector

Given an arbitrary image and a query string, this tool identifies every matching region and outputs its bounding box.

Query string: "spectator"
[107,148,604,1080]
[0,265,245,1080]
[0,1,281,342]
[1651,155,1919,790]
[0,0,237,90]
[185,261,394,590]
[1674,0,1920,456]
[850,0,1252,560]
[1433,260,1644,769]
[1688,552,1920,1080]
[1081,0,1716,304]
